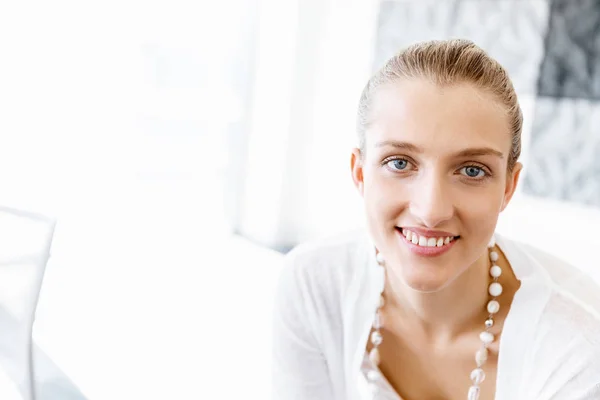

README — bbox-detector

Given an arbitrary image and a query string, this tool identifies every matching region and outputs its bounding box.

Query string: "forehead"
[367,79,511,153]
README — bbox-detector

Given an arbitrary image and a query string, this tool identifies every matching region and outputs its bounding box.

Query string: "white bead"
[489,251,499,262]
[470,368,486,384]
[475,347,488,366]
[376,252,385,265]
[369,348,380,365]
[485,318,494,328]
[480,331,494,345]
[489,282,503,297]
[367,369,380,381]
[488,236,496,248]
[487,300,500,314]
[468,385,481,400]
[490,265,502,278]
[371,331,383,346]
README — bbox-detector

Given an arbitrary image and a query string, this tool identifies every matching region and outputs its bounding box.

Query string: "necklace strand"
[368,236,502,400]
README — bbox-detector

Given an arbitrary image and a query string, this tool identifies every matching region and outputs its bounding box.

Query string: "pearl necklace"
[369,237,502,400]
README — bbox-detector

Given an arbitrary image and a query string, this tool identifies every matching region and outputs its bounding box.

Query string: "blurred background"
[1,0,600,399]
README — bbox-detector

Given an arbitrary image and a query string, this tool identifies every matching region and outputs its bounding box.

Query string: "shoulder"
[278,229,370,299]
[504,237,600,394]
[500,235,600,317]
[526,290,600,397]
[274,229,372,344]
[280,230,369,299]
[538,285,600,350]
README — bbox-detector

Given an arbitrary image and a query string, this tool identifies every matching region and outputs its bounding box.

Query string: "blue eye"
[462,166,485,178]
[387,159,409,171]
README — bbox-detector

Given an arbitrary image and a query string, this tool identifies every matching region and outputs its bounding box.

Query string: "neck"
[384,251,493,342]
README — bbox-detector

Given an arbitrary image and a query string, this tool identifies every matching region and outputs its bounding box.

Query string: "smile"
[400,228,456,247]
[395,227,459,256]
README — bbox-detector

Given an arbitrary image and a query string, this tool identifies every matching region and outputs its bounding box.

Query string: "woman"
[272,39,600,400]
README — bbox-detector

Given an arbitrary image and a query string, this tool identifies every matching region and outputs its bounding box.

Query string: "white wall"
[239,0,380,249]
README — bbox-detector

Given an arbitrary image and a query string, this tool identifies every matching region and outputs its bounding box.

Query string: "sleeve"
[272,251,335,400]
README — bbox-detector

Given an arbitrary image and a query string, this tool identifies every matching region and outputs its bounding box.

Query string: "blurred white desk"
[33,225,283,399]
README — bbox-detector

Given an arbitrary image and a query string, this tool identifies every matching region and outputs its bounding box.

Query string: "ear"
[501,162,522,212]
[350,148,365,197]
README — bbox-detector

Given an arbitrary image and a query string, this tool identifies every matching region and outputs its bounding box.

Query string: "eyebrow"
[375,140,423,153]
[374,140,504,158]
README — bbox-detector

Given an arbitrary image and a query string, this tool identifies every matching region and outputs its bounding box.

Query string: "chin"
[395,258,458,293]
[402,274,451,293]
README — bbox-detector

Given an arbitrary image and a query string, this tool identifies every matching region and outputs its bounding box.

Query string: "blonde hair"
[357,39,522,171]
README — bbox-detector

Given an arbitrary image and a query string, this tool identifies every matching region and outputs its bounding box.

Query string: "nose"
[408,173,454,228]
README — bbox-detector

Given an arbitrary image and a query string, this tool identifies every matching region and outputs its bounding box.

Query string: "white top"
[272,230,600,400]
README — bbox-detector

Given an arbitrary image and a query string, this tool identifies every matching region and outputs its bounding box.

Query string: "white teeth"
[401,229,456,248]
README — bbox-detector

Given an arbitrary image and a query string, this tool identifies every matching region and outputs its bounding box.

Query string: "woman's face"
[351,79,521,292]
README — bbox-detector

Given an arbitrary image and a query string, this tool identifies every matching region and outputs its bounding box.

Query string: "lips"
[395,227,459,257]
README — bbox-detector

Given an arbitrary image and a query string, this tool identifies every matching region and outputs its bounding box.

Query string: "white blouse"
[272,230,600,399]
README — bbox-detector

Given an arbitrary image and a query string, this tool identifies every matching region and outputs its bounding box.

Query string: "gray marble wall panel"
[524,0,600,207]
[523,98,600,205]
[375,0,550,95]
[537,0,600,100]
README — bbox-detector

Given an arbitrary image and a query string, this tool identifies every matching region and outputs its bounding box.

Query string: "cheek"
[455,187,504,227]
[364,173,406,217]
